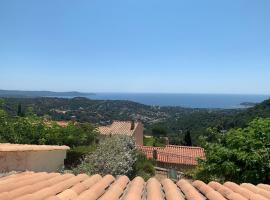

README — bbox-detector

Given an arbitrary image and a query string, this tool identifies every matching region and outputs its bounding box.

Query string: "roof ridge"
[166,145,204,149]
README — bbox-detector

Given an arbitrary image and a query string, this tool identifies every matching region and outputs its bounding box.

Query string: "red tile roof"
[55,121,70,127]
[137,145,205,165]
[0,172,269,200]
[98,121,139,136]
[0,143,70,151]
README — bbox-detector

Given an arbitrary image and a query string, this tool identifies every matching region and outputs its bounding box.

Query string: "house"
[1,171,269,200]
[137,145,205,170]
[98,121,144,145]
[44,120,71,127]
[0,143,69,173]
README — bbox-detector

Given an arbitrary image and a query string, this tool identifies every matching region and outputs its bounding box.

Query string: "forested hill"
[1,96,269,145]
[0,97,168,125]
[0,97,238,126]
[223,98,270,128]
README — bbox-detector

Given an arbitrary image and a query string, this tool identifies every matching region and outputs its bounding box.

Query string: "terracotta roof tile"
[146,178,163,200]
[258,184,270,192]
[98,121,139,136]
[0,143,70,151]
[177,179,205,200]
[5,174,72,200]
[137,145,205,165]
[161,178,184,200]
[241,183,270,199]
[1,172,270,200]
[76,174,115,200]
[99,176,129,200]
[209,181,247,200]
[123,176,144,200]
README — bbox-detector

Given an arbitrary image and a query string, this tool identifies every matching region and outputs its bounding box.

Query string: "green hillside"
[1,97,269,145]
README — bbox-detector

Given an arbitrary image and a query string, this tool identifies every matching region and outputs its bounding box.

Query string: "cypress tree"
[17,103,24,117]
[184,130,192,146]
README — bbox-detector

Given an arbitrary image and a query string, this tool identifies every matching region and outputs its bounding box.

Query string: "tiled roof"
[137,145,205,165]
[0,144,70,151]
[0,172,269,200]
[98,121,139,136]
[56,121,70,127]
[44,120,73,127]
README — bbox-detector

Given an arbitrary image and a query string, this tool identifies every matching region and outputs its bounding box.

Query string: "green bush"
[132,152,155,181]
[143,136,166,147]
[65,145,96,169]
[0,110,97,147]
[194,118,270,184]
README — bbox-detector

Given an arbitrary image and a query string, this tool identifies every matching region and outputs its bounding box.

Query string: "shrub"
[73,135,137,177]
[143,136,166,147]
[194,118,270,184]
[0,113,97,147]
[65,145,96,169]
[132,152,155,180]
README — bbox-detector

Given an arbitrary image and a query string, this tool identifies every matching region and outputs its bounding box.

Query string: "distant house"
[44,120,72,127]
[137,145,205,170]
[98,121,144,145]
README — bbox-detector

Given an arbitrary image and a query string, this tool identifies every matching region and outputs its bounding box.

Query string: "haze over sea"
[87,93,270,109]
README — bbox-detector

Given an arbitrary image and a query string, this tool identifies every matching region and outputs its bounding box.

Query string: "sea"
[85,93,270,109]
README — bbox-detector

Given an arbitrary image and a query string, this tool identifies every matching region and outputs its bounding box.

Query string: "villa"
[98,121,144,145]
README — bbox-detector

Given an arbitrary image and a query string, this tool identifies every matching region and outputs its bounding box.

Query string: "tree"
[152,126,167,137]
[17,103,24,117]
[194,118,270,184]
[73,135,137,176]
[0,112,97,146]
[183,130,192,146]
[0,98,4,106]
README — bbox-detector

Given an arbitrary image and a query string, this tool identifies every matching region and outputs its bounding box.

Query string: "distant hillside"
[224,98,270,128]
[0,97,241,145]
[3,97,270,144]
[0,89,94,97]
[0,97,168,125]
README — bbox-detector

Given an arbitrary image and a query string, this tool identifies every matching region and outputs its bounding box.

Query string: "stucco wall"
[0,150,67,173]
[156,161,196,172]
[133,122,144,145]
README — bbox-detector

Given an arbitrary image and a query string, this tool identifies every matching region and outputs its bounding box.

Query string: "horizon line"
[1,89,270,96]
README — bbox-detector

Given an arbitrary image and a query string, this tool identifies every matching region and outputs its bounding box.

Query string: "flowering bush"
[73,135,137,176]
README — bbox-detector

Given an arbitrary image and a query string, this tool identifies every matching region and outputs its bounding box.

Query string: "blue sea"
[87,93,269,109]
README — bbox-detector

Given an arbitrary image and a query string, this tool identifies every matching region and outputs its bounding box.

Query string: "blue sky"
[0,0,270,94]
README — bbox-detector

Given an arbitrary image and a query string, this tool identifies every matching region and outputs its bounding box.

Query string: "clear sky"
[0,0,270,94]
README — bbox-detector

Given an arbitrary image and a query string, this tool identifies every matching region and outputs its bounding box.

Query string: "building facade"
[98,121,144,145]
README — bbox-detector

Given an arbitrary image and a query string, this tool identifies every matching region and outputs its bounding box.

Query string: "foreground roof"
[0,143,70,151]
[98,121,140,136]
[137,145,205,165]
[1,172,270,200]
